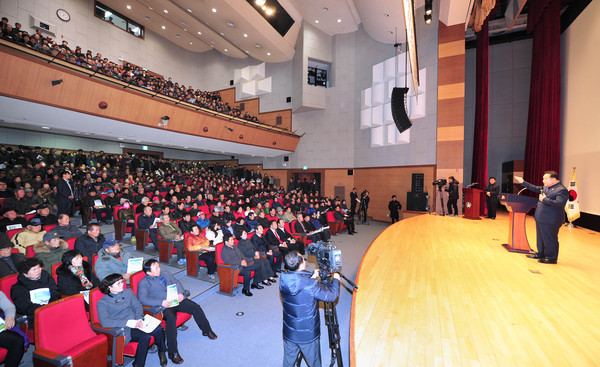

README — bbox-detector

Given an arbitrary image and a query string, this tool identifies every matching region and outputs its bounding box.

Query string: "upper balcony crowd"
[1,16,262,124]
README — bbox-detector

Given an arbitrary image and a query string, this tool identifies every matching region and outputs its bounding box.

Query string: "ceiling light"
[262,6,267,10]
[256,0,266,6]
[197,31,202,35]
[176,34,181,38]
[161,25,166,29]
[190,42,193,44]
[337,18,342,23]
[220,32,224,36]
[323,7,328,11]
[211,41,215,44]
[245,50,249,53]
[315,20,319,23]
[227,21,235,27]
[163,9,168,13]
[212,8,217,13]
[243,33,248,37]
[267,52,271,56]
[148,7,152,11]
[187,8,192,13]
[426,9,432,15]
[181,21,187,26]
[224,49,228,52]
[265,8,273,15]
[255,43,261,48]
[136,140,141,143]
[385,13,390,17]
[424,14,432,24]
[126,5,131,10]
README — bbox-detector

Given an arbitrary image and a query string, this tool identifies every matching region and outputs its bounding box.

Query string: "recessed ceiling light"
[337,18,342,23]
[126,5,131,10]
[323,7,328,11]
[212,8,217,13]
[224,49,228,52]
[243,33,248,37]
[220,32,224,36]
[176,34,181,38]
[262,6,267,10]
[184,146,189,149]
[163,9,168,13]
[183,28,187,32]
[255,43,261,48]
[385,13,390,17]
[265,8,273,15]
[315,20,319,24]
[267,52,271,56]
[256,0,266,6]
[197,31,202,35]
[245,50,249,53]
[144,16,150,20]
[161,25,166,29]
[190,42,193,45]
[136,140,141,143]
[187,8,192,13]
[148,7,153,10]
[211,41,215,44]
[227,21,235,27]
[181,21,187,26]
[42,126,50,129]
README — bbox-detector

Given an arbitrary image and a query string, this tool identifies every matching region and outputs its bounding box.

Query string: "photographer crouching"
[280,251,340,367]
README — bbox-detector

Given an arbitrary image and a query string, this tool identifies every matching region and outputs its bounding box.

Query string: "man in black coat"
[56,170,75,216]
[484,177,500,219]
[388,195,402,224]
[0,235,26,278]
[349,188,358,218]
[445,177,460,216]
[516,171,569,264]
[74,223,106,259]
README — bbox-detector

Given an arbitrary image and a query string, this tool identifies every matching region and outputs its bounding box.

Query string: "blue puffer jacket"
[280,270,340,344]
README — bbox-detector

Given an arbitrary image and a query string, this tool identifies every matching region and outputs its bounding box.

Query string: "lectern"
[463,188,483,220]
[499,193,538,253]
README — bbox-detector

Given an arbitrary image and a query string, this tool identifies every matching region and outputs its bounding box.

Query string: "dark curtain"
[523,0,562,185]
[471,18,490,216]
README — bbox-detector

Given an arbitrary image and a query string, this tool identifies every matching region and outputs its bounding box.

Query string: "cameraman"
[445,176,459,216]
[280,251,340,367]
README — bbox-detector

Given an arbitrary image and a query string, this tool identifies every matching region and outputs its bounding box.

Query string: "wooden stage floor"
[350,212,600,367]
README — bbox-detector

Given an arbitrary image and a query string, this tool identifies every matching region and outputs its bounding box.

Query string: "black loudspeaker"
[412,173,424,193]
[347,169,354,176]
[406,192,427,211]
[286,97,292,103]
[283,156,289,162]
[391,87,412,133]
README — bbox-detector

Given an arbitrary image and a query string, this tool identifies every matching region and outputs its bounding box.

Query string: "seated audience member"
[294,214,322,244]
[94,239,134,282]
[137,205,160,251]
[184,225,216,279]
[310,212,331,241]
[0,290,26,367]
[221,219,235,237]
[245,212,259,232]
[0,235,26,278]
[204,221,223,245]
[251,225,278,275]
[282,207,296,223]
[277,219,304,255]
[10,258,61,327]
[56,249,99,297]
[157,214,185,265]
[33,204,58,226]
[0,209,28,233]
[220,233,262,297]
[54,214,83,239]
[237,229,276,286]
[104,189,120,210]
[195,212,210,229]
[74,223,106,259]
[222,205,235,223]
[10,218,46,254]
[82,188,112,224]
[3,188,32,216]
[233,217,248,237]
[264,220,287,270]
[210,210,223,226]
[137,259,217,364]
[334,205,356,235]
[177,212,195,233]
[135,196,151,214]
[256,211,270,229]
[117,198,135,222]
[24,188,43,210]
[33,230,69,270]
[97,273,168,367]
[0,180,11,199]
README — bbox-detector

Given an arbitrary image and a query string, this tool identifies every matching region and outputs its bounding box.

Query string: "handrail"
[0,38,298,137]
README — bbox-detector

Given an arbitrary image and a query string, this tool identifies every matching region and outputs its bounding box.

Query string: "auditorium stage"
[350,213,600,366]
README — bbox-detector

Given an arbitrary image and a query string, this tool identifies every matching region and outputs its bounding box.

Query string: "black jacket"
[11,270,61,318]
[56,261,99,296]
[0,252,26,278]
[74,233,106,259]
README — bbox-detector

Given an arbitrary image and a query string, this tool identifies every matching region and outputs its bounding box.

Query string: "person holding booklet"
[94,239,135,282]
[97,273,168,367]
[56,250,99,301]
[10,258,61,328]
[137,259,217,365]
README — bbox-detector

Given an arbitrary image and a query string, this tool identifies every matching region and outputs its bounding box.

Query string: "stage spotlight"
[51,79,63,86]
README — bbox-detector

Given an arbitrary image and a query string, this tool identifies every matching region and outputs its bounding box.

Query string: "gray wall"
[464,39,532,185]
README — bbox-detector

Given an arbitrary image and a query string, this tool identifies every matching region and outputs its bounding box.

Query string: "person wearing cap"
[104,189,120,209]
[24,187,44,210]
[0,234,26,278]
[55,214,82,239]
[3,188,32,216]
[10,217,46,254]
[0,209,28,233]
[94,239,135,282]
[33,229,69,270]
[33,203,58,226]
[74,223,106,259]
[11,258,61,329]
[195,211,210,229]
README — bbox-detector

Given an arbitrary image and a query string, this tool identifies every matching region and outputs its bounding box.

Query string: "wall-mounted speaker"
[230,80,234,86]
[347,169,354,176]
[391,87,412,133]
[286,97,292,103]
[283,156,289,162]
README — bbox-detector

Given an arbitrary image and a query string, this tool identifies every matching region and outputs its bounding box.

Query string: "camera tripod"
[294,273,357,367]
[435,184,446,216]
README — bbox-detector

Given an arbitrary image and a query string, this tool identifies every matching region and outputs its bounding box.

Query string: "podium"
[499,193,538,253]
[462,188,482,220]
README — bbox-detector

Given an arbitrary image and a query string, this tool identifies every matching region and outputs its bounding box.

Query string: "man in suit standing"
[349,188,358,218]
[515,171,568,264]
[56,170,74,216]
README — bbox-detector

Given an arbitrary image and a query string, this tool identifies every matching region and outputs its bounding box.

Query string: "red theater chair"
[215,242,254,296]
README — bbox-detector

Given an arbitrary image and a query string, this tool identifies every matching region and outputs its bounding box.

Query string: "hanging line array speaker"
[391,87,412,133]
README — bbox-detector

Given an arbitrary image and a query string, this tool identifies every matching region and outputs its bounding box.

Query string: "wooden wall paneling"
[323,169,355,199]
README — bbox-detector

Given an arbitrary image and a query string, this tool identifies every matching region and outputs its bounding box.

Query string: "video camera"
[307,241,342,278]
[432,178,447,187]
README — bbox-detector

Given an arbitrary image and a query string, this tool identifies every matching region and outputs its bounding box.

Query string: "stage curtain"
[523,0,562,184]
[471,18,490,216]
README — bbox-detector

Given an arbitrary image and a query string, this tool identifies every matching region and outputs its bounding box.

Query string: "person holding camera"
[445,176,460,216]
[280,251,340,367]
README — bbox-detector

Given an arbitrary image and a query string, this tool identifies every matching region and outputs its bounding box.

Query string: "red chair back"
[24,213,36,221]
[129,271,145,296]
[35,294,97,353]
[284,222,293,234]
[26,245,35,258]
[88,287,103,324]
[51,263,60,283]
[215,243,226,265]
[0,274,18,303]
[326,211,336,222]
[6,228,25,241]
[66,236,78,250]
[134,213,143,229]
[44,224,57,232]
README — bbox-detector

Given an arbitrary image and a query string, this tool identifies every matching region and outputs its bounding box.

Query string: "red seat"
[113,205,133,240]
[134,213,151,251]
[44,224,57,232]
[66,236,78,250]
[6,228,25,242]
[25,245,35,258]
[156,223,178,264]
[24,213,36,221]
[215,243,254,296]
[89,288,154,367]
[326,212,341,235]
[183,232,210,277]
[34,294,108,367]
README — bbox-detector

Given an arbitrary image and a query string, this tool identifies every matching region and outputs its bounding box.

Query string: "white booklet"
[0,316,4,332]
[80,290,90,304]
[30,288,51,305]
[166,284,179,307]
[127,257,144,274]
[94,199,105,208]
[126,314,161,333]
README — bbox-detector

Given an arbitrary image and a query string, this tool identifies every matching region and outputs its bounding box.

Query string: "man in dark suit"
[349,188,358,218]
[56,170,74,215]
[516,171,568,264]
